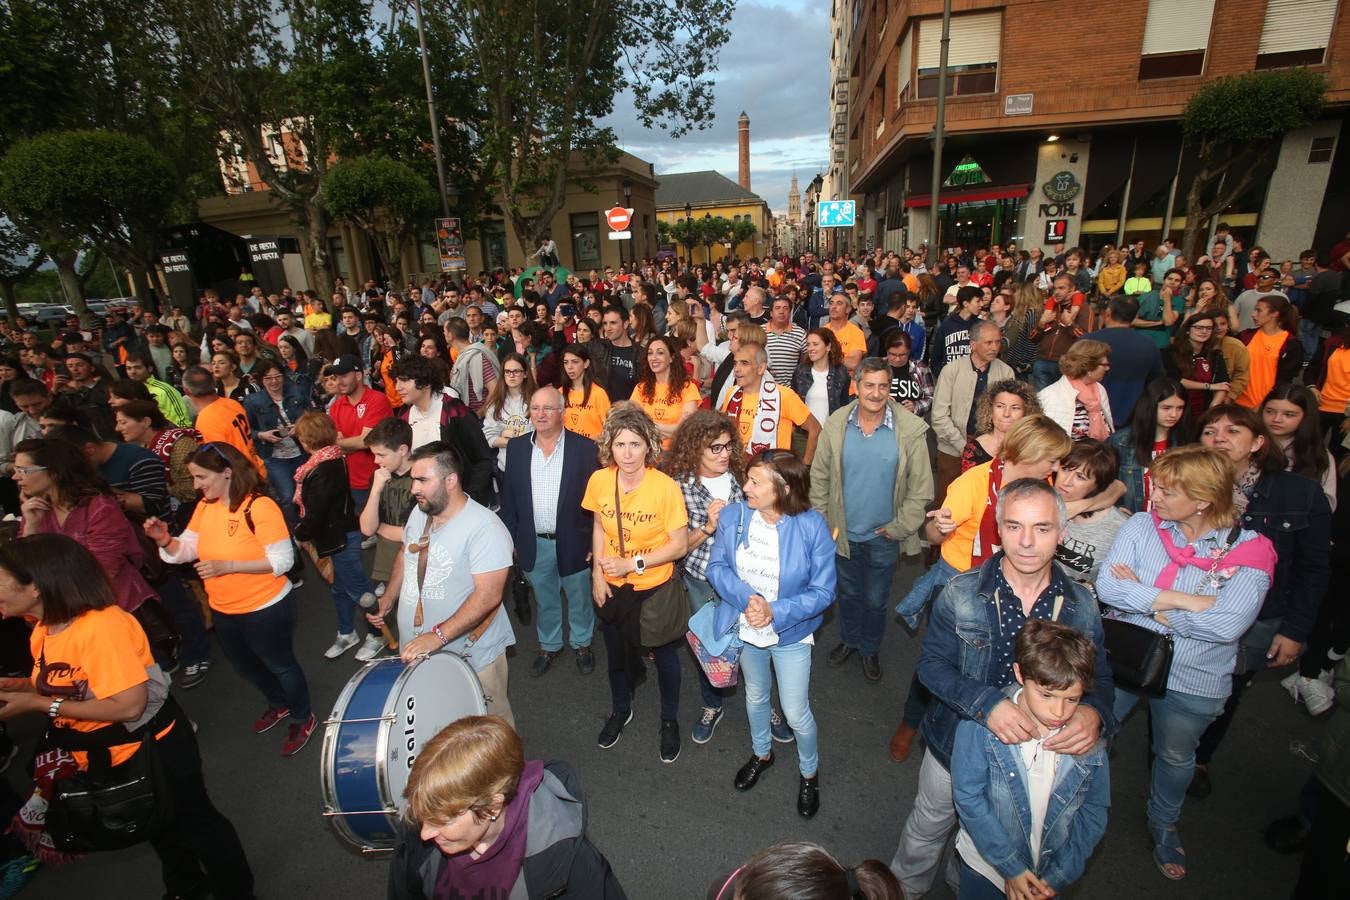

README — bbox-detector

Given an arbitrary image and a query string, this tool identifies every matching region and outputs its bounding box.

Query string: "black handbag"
[45,700,177,852]
[1101,618,1174,698]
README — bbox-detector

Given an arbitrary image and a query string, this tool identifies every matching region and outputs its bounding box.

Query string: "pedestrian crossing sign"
[817,200,856,228]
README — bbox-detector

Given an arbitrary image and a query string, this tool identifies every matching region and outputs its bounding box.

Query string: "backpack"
[241,496,307,584]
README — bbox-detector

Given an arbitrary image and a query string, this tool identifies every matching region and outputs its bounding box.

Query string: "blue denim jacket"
[705,503,836,646]
[243,384,312,460]
[952,690,1110,892]
[916,555,1116,769]
[1108,428,1146,513]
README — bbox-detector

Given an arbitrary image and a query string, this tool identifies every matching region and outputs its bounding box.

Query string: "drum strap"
[408,515,497,645]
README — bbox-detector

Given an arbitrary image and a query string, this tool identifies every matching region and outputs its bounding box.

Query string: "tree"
[1180,68,1326,259]
[323,155,437,288]
[0,217,43,324]
[441,0,734,261]
[0,130,178,317]
[730,218,757,257]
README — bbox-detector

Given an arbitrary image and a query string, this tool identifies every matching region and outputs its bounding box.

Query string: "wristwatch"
[432,625,450,646]
[47,698,65,719]
[701,524,716,537]
[633,555,646,576]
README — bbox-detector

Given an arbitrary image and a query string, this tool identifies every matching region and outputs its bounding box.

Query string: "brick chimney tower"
[737,112,751,190]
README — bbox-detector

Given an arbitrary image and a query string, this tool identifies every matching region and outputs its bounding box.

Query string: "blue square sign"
[817,200,856,228]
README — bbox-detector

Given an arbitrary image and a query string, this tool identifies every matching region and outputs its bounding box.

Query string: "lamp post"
[622,178,633,268]
[684,202,692,268]
[411,0,451,221]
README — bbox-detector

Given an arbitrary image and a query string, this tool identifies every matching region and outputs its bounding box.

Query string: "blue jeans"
[896,557,959,630]
[1114,685,1226,829]
[1031,358,1061,391]
[350,488,370,516]
[684,573,726,710]
[264,454,306,528]
[212,592,311,721]
[742,640,818,776]
[837,536,898,655]
[330,530,375,636]
[156,574,209,666]
[958,858,1006,899]
[524,536,595,651]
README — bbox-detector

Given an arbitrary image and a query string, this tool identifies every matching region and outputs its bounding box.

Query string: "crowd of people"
[0,229,1347,899]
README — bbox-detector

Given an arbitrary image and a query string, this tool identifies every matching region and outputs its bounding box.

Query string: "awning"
[904,184,1029,209]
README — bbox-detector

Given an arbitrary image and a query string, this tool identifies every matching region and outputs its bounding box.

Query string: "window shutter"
[916,18,941,70]
[898,28,913,96]
[917,12,1002,70]
[1259,0,1336,54]
[1140,0,1217,55]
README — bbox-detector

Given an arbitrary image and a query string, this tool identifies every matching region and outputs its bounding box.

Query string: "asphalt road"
[15,556,1322,899]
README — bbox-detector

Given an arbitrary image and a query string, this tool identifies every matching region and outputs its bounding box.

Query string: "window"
[1139,0,1216,79]
[897,27,913,103]
[418,233,439,272]
[1309,136,1336,164]
[482,222,508,271]
[328,237,349,279]
[915,12,1000,99]
[1257,0,1335,69]
[570,212,601,269]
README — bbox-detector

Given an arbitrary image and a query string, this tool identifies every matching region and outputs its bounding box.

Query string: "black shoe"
[597,709,633,749]
[734,752,774,791]
[530,650,557,678]
[659,719,681,764]
[514,598,532,626]
[1265,815,1310,854]
[862,654,882,683]
[575,646,595,675]
[826,643,855,667]
[1186,765,1211,799]
[798,774,820,818]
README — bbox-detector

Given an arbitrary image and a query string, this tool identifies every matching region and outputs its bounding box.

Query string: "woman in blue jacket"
[706,449,836,818]
[244,358,313,527]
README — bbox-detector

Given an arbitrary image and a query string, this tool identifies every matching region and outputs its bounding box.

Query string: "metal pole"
[1160,146,1184,243]
[412,0,451,219]
[1116,135,1138,247]
[926,0,953,268]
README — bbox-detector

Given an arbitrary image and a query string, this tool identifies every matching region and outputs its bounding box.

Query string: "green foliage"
[1182,69,1327,146]
[323,155,437,285]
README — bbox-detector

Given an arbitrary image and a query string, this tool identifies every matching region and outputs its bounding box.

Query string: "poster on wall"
[158,248,196,312]
[436,217,466,272]
[246,235,288,294]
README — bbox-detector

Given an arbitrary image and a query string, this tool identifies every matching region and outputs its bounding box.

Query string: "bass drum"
[320,653,487,850]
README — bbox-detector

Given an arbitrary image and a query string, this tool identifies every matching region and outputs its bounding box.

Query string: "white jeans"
[890,748,959,898]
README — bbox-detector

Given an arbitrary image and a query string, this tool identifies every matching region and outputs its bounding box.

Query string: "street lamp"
[684,202,692,267]
[411,0,451,221]
[622,178,633,268]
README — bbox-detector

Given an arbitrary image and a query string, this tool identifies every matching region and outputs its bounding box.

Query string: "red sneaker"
[253,707,290,734]
[281,713,317,757]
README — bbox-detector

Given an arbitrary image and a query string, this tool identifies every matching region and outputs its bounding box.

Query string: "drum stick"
[358,592,399,650]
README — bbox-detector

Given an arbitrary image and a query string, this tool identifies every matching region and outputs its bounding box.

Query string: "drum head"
[382,652,488,812]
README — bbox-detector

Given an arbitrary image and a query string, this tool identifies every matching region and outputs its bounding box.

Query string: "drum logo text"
[405,695,418,769]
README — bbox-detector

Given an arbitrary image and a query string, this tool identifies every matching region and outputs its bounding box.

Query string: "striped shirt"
[1096,512,1271,699]
[529,433,565,534]
[765,325,807,387]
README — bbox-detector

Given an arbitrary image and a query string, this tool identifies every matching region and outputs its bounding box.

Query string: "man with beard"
[366,441,516,726]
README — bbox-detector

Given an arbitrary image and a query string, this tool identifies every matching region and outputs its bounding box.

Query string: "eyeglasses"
[503,368,526,376]
[707,441,732,454]
[13,465,46,475]
[1189,324,1214,332]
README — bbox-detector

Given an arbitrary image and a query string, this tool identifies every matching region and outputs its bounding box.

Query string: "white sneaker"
[324,632,360,659]
[360,535,378,550]
[354,633,387,662]
[1282,672,1335,716]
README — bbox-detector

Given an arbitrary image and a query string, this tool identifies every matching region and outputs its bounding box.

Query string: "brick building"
[840,0,1350,261]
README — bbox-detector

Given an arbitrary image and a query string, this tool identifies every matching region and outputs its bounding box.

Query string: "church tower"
[788,174,801,225]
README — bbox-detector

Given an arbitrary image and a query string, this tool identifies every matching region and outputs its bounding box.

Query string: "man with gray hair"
[721,343,821,463]
[930,319,1014,504]
[811,357,933,682]
[889,478,1114,896]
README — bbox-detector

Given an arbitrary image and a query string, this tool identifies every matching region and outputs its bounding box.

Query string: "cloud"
[601,0,831,215]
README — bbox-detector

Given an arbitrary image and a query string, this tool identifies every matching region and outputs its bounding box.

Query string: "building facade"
[654,171,773,263]
[843,0,1350,260]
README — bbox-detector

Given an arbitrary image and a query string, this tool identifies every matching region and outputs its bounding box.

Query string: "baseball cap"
[326,354,362,375]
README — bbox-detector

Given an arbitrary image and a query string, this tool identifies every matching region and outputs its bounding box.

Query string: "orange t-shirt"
[380,354,404,409]
[1319,346,1350,414]
[580,466,688,590]
[634,380,700,446]
[1237,330,1285,408]
[939,462,995,572]
[194,396,265,475]
[828,321,868,362]
[722,383,813,450]
[188,495,291,614]
[564,383,611,439]
[32,606,169,766]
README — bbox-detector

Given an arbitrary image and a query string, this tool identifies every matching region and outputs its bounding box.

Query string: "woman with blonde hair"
[390,715,624,898]
[1037,339,1114,441]
[1002,281,1045,378]
[1097,445,1276,880]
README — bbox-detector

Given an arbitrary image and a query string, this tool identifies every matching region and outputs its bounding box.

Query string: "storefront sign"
[1004,94,1034,116]
[436,217,466,272]
[1041,171,1081,203]
[1044,219,1068,244]
[1038,203,1077,217]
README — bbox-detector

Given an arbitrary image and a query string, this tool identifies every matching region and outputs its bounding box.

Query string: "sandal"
[1148,822,1186,880]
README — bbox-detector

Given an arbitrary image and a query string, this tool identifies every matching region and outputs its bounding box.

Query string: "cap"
[59,331,84,344]
[326,354,362,375]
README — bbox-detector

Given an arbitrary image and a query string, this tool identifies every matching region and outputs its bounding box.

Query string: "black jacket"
[398,391,495,506]
[388,760,626,900]
[294,457,358,557]
[1240,470,1331,642]
[498,431,599,576]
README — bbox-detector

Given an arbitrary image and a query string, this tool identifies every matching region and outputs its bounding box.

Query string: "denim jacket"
[952,691,1110,892]
[243,384,312,460]
[917,555,1116,769]
[705,503,836,646]
[1108,428,1146,513]
[1239,470,1331,642]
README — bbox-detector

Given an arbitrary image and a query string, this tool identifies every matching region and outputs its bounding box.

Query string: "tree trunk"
[1181,171,1212,264]
[0,281,20,326]
[53,250,89,319]
[299,202,335,307]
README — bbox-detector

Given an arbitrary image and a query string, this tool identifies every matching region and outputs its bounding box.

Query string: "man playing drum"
[367,441,517,727]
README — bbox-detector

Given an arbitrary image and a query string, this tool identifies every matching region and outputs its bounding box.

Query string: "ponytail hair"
[732,842,903,900]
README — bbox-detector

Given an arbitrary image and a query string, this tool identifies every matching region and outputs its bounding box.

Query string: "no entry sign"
[606,206,633,240]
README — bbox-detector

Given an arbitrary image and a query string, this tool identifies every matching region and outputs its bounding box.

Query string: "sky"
[600,0,832,216]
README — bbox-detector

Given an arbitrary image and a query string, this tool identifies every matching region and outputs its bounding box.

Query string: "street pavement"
[16,556,1321,898]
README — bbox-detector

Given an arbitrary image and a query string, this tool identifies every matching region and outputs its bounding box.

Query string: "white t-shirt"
[406,395,443,450]
[733,512,815,648]
[804,367,831,429]
[701,471,734,502]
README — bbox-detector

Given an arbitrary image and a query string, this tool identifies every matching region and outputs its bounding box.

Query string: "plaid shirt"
[678,474,745,580]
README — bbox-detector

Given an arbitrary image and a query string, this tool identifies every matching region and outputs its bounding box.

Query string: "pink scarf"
[1150,512,1276,590]
[1068,377,1110,440]
[293,444,344,518]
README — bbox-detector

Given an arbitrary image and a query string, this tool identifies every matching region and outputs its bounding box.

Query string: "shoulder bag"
[614,472,688,647]
[686,600,742,688]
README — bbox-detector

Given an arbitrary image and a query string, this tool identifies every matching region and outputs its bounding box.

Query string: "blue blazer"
[498,430,599,576]
[705,503,836,646]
